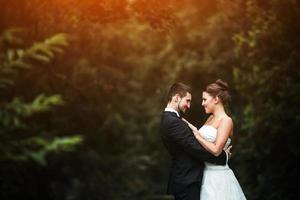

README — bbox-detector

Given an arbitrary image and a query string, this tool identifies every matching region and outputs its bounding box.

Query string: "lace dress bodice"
[198,125,231,150]
[198,125,231,169]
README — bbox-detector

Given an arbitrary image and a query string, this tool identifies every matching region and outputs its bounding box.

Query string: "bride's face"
[202,91,216,114]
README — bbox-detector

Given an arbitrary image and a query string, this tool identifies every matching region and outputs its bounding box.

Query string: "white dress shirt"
[164,107,180,117]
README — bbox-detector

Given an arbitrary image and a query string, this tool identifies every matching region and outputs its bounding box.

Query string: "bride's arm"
[183,118,233,156]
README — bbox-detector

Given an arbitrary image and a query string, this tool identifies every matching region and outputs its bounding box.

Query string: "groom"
[160,82,230,200]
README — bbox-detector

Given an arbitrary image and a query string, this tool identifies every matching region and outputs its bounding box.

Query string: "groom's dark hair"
[167,82,192,102]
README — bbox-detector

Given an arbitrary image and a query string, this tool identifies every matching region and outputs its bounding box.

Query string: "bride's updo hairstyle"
[205,79,231,106]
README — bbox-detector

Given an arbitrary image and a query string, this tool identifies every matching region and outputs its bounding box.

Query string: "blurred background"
[0,0,299,199]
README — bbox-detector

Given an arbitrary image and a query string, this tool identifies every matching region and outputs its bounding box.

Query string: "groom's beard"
[177,100,186,117]
[178,109,185,117]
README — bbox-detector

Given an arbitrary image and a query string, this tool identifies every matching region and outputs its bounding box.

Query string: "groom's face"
[177,92,192,114]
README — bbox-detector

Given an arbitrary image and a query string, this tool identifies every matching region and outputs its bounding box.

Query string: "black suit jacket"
[160,111,227,195]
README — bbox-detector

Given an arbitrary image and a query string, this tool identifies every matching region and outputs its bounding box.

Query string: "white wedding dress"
[199,125,247,200]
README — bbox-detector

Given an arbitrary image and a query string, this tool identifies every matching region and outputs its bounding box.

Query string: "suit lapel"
[164,111,181,119]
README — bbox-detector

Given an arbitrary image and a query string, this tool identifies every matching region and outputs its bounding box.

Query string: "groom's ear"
[174,94,179,102]
[173,94,181,103]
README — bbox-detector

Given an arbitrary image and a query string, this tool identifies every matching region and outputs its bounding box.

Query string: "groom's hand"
[225,145,232,159]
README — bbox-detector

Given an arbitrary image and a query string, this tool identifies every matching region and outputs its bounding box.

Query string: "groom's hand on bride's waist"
[225,145,233,160]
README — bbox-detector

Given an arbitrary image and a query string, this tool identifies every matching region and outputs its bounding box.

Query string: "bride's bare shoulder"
[221,116,233,126]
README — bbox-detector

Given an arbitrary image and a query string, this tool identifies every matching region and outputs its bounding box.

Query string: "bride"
[183,79,246,200]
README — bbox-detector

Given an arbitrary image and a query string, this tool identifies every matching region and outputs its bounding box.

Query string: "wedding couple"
[160,80,246,200]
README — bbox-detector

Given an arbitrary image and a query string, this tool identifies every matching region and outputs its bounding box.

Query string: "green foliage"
[0,29,68,87]
[231,1,300,199]
[0,0,299,200]
[24,33,68,63]
[2,95,63,128]
[0,29,82,166]
[24,136,83,166]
